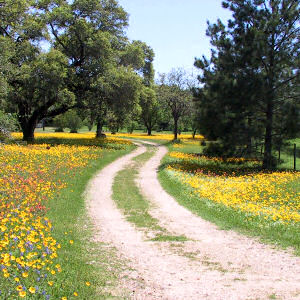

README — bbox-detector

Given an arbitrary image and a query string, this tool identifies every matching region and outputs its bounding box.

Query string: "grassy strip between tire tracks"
[113,144,187,242]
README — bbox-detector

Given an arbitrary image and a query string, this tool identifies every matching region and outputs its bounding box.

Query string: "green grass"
[113,147,164,232]
[150,235,188,242]
[278,138,300,171]
[46,146,135,299]
[158,141,300,256]
[112,144,188,242]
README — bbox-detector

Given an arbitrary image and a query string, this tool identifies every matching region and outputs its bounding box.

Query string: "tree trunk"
[20,118,38,143]
[147,126,152,136]
[96,120,103,138]
[262,28,276,169]
[192,129,196,139]
[88,113,96,131]
[246,117,252,156]
[174,118,178,140]
[262,99,274,169]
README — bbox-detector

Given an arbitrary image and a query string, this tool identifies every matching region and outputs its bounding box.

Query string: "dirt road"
[87,142,300,300]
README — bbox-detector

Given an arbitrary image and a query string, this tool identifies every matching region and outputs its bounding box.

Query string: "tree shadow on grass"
[158,158,289,177]
[27,137,131,150]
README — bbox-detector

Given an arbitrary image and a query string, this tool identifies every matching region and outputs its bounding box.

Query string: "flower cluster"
[167,152,300,224]
[106,132,204,141]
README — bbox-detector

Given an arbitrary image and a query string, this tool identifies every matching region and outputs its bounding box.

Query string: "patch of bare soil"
[87,142,300,300]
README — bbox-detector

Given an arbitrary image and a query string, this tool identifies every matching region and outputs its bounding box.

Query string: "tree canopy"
[0,0,153,141]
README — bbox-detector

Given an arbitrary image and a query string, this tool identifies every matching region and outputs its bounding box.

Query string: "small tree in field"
[64,110,83,133]
[157,69,193,140]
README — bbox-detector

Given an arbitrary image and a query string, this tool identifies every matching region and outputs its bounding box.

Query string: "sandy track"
[87,142,300,299]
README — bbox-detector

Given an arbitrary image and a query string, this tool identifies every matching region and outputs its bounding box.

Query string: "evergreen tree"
[195,0,300,168]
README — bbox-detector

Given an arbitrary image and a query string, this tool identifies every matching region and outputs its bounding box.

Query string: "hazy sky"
[117,0,232,76]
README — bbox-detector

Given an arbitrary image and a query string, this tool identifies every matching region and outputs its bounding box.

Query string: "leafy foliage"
[0,110,18,141]
[157,69,193,140]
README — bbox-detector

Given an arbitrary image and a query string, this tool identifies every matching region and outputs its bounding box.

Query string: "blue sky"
[117,0,232,76]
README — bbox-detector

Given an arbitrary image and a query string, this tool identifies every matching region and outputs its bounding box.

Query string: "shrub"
[127,121,138,134]
[65,110,83,133]
[202,142,235,158]
[53,115,66,132]
[53,110,83,133]
[0,110,18,141]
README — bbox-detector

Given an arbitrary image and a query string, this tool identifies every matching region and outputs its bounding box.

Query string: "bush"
[64,110,82,133]
[127,121,138,134]
[53,110,83,133]
[53,115,66,132]
[0,110,18,141]
[202,142,236,158]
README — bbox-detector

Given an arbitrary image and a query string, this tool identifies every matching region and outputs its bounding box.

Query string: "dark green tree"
[84,65,142,137]
[131,41,157,136]
[195,0,300,167]
[8,49,75,141]
[107,66,142,133]
[0,0,76,141]
[2,0,142,141]
[86,39,153,137]
[46,0,129,103]
[47,1,152,137]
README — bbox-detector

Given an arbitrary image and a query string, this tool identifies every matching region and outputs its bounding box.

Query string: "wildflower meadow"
[160,140,300,253]
[0,134,133,299]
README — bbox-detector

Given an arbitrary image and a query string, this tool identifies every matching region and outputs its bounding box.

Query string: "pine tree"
[195,0,299,168]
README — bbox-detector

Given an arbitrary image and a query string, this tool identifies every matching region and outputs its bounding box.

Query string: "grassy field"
[0,133,135,299]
